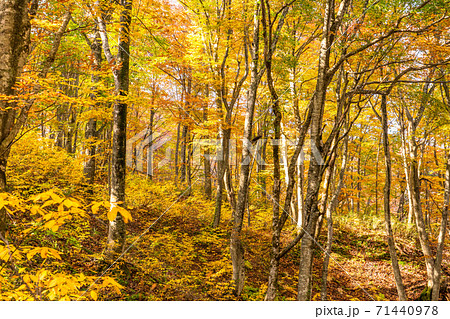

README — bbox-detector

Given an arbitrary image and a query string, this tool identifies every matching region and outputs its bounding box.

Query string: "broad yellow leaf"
[91,290,98,301]
[44,220,56,230]
[107,206,118,221]
[27,248,39,260]
[40,247,48,259]
[41,200,55,209]
[118,207,133,223]
[63,198,80,208]
[50,192,63,203]
[91,202,102,215]
[48,248,62,260]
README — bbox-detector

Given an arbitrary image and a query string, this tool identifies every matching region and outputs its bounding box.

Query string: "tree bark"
[174,123,180,181]
[321,130,349,300]
[431,150,450,300]
[99,0,133,257]
[261,1,303,300]
[147,109,155,180]
[297,0,352,300]
[202,87,212,199]
[380,95,407,301]
[230,0,262,294]
[83,30,102,184]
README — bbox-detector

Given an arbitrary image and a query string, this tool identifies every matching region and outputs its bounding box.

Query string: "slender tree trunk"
[99,0,133,257]
[297,160,305,227]
[257,122,268,199]
[356,135,363,213]
[261,2,295,300]
[147,109,155,180]
[375,133,381,215]
[180,124,188,183]
[321,131,349,300]
[380,95,407,300]
[265,53,282,302]
[174,123,180,181]
[224,165,236,211]
[203,88,212,198]
[297,0,333,299]
[187,131,192,193]
[83,30,102,184]
[403,121,435,295]
[213,122,232,228]
[431,150,450,300]
[204,148,212,198]
[230,1,262,294]
[431,84,450,300]
[297,0,352,300]
[400,124,415,224]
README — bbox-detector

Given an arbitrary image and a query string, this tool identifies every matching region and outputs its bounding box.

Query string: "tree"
[97,0,133,256]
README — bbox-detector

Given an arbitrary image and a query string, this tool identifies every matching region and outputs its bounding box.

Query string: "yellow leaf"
[118,207,132,223]
[44,220,56,230]
[63,198,80,208]
[48,248,62,260]
[107,206,118,221]
[41,200,55,209]
[91,290,98,301]
[91,202,103,215]
[27,248,39,260]
[50,192,63,203]
[40,247,48,259]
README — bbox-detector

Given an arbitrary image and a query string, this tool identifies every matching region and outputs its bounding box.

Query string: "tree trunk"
[147,109,155,180]
[400,124,415,224]
[375,133,381,215]
[257,122,268,199]
[380,95,407,301]
[180,124,188,183]
[297,0,352,300]
[174,123,180,181]
[213,123,232,228]
[356,135,363,213]
[321,130,349,300]
[431,150,450,300]
[83,30,102,184]
[431,84,450,300]
[202,88,212,198]
[297,0,333,299]
[204,148,212,199]
[99,0,132,257]
[261,2,295,300]
[230,1,262,294]
[265,50,282,302]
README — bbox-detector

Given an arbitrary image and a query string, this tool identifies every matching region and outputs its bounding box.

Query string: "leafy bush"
[7,132,85,195]
[0,190,124,300]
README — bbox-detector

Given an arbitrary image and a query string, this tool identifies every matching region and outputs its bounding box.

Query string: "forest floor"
[79,174,450,301]
[4,135,450,301]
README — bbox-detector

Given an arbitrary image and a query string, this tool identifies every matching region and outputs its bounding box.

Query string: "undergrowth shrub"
[0,190,126,300]
[7,132,85,195]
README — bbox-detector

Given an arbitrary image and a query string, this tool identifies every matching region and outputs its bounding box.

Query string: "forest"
[0,0,449,301]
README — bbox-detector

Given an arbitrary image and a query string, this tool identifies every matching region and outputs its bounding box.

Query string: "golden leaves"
[91,201,133,223]
[25,247,62,261]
